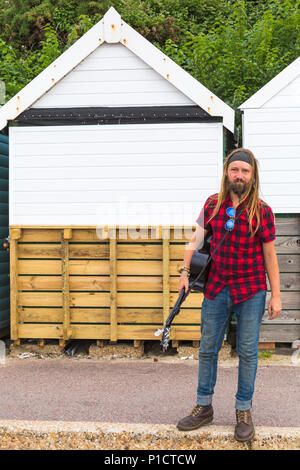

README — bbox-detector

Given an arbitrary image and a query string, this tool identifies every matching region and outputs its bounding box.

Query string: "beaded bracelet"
[179,266,190,277]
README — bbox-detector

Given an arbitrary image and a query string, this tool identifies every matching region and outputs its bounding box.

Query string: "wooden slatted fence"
[9,218,300,345]
[10,226,202,346]
[260,216,300,343]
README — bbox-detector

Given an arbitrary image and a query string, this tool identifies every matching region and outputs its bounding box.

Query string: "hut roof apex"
[239,56,300,110]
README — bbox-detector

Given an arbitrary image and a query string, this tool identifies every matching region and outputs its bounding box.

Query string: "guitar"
[155,233,213,350]
[189,233,212,292]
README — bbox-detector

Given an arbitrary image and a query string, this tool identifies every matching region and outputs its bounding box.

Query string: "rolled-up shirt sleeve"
[196,197,214,231]
[257,204,276,243]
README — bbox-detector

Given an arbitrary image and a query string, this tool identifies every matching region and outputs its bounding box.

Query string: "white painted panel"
[261,183,300,195]
[64,69,161,82]
[13,124,219,144]
[32,43,194,108]
[245,108,300,122]
[260,170,300,183]
[242,108,300,213]
[260,196,300,211]
[15,176,217,192]
[246,120,300,135]
[10,122,223,225]
[13,164,218,180]
[14,154,218,168]
[13,139,218,157]
[246,132,300,147]
[259,159,300,171]
[263,75,300,108]
[277,76,300,96]
[263,95,300,108]
[13,189,215,204]
[246,146,300,159]
[33,92,193,107]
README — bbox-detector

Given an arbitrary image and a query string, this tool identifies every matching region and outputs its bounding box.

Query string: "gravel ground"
[0,421,299,450]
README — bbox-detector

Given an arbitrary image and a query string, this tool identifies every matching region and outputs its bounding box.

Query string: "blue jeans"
[197,287,266,411]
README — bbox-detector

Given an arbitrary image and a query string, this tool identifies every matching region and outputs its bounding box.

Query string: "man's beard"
[228,179,251,198]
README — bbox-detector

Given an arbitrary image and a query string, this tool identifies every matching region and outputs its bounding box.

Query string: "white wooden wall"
[242,74,300,213]
[31,43,194,108]
[9,122,223,226]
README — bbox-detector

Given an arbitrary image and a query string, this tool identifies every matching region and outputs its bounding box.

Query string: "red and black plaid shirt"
[196,193,276,304]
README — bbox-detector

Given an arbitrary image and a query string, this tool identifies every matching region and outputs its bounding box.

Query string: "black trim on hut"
[13,106,223,126]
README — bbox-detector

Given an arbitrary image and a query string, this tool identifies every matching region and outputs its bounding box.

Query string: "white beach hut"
[239,57,300,213]
[239,57,300,345]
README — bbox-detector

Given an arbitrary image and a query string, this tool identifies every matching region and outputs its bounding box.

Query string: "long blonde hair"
[208,148,265,237]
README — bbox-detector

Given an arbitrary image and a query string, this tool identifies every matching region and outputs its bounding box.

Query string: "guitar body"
[189,234,212,292]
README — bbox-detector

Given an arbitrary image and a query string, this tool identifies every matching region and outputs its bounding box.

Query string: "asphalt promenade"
[0,356,299,426]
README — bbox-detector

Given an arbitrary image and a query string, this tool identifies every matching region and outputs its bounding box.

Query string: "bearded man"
[176,148,282,442]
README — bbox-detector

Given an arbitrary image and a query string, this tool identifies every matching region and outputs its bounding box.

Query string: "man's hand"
[178,272,189,294]
[268,295,282,320]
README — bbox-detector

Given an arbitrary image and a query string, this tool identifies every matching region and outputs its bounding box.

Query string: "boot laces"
[236,409,251,424]
[191,405,204,416]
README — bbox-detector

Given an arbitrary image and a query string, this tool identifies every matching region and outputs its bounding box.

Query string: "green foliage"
[258,350,274,359]
[163,0,299,109]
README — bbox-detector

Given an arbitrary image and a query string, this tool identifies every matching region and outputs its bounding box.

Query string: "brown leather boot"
[234,409,255,442]
[177,404,213,431]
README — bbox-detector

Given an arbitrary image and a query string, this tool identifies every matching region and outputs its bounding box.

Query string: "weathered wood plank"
[69,244,110,258]
[117,244,163,259]
[71,308,110,323]
[266,291,300,309]
[19,292,63,306]
[71,324,110,339]
[277,254,300,273]
[117,260,162,275]
[117,324,201,341]
[110,237,117,342]
[119,308,200,324]
[273,236,300,254]
[19,260,62,275]
[19,275,162,291]
[18,259,190,277]
[19,276,63,290]
[10,237,20,340]
[274,217,300,236]
[267,273,300,291]
[18,307,201,325]
[163,235,170,325]
[19,308,63,323]
[18,324,63,339]
[70,292,110,307]
[262,310,300,323]
[62,231,71,340]
[259,324,300,342]
[19,229,62,242]
[18,244,62,258]
[17,227,196,243]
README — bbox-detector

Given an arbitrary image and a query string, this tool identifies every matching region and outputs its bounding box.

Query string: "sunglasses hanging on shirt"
[225,206,236,231]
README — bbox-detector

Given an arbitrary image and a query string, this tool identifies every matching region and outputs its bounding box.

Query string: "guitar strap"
[187,204,246,296]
